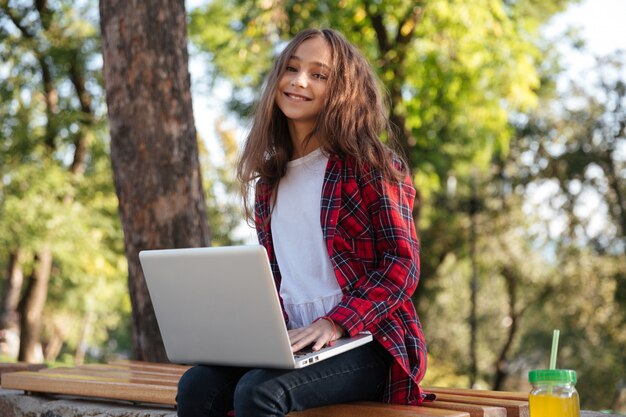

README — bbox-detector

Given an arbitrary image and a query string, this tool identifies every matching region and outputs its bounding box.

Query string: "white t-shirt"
[270,148,343,329]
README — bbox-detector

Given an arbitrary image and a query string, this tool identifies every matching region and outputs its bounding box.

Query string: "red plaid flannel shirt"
[254,153,428,405]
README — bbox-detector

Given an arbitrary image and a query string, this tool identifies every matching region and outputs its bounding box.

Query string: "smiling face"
[275,36,332,153]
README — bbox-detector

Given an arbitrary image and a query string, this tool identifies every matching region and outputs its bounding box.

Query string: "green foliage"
[507,54,626,409]
[188,1,281,91]
[518,246,625,409]
[519,54,625,252]
[0,162,70,251]
[422,180,557,380]
[0,0,130,362]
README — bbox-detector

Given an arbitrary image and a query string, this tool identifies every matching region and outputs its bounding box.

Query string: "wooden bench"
[0,362,47,376]
[0,360,529,417]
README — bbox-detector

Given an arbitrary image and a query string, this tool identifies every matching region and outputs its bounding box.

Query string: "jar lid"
[529,369,577,384]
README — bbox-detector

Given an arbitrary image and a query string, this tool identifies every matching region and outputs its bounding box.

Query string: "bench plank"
[422,400,507,417]
[291,402,470,417]
[108,360,189,374]
[424,387,528,402]
[38,366,181,383]
[1,371,177,405]
[0,362,47,379]
[432,394,528,417]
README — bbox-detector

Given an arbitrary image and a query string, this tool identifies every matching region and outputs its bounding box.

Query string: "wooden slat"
[0,362,46,377]
[424,387,528,402]
[1,370,177,405]
[433,394,529,417]
[108,360,189,374]
[39,369,179,385]
[38,366,181,383]
[79,363,184,378]
[25,371,174,388]
[290,402,469,417]
[422,400,506,417]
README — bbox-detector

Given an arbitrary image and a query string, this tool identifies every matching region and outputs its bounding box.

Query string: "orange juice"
[529,369,580,417]
[529,392,580,417]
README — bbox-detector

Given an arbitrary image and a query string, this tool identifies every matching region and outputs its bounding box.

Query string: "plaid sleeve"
[327,168,419,336]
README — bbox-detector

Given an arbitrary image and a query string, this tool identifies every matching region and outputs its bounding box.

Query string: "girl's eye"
[286,66,297,72]
[313,73,328,80]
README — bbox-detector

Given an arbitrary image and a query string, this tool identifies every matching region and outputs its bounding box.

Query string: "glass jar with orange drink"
[529,369,580,417]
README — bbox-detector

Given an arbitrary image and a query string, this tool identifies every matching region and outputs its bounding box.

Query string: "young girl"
[177,28,429,417]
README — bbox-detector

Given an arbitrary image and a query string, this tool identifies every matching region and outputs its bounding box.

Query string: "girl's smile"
[283,92,312,101]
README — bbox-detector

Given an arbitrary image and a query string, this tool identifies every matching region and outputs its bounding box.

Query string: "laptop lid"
[139,245,372,369]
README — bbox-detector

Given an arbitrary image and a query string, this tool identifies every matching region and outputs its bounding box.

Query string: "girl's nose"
[291,72,308,88]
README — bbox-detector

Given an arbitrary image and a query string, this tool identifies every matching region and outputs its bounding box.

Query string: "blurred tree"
[420,164,560,389]
[99,0,210,361]
[525,54,625,251]
[0,0,128,362]
[425,51,626,406]
[508,53,626,408]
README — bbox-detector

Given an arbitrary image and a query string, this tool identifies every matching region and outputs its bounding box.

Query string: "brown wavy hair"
[237,28,406,222]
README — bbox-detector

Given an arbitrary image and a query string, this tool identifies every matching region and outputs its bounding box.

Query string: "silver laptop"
[138,245,373,369]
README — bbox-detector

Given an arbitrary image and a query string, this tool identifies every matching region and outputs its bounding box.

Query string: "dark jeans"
[176,341,392,417]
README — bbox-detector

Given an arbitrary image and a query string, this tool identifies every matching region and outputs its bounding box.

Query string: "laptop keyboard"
[293,346,317,358]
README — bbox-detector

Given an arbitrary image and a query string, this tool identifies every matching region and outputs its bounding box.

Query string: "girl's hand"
[288,318,345,353]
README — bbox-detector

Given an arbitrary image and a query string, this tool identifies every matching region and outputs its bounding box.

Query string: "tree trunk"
[468,179,479,388]
[0,250,25,357]
[366,2,424,226]
[601,152,626,247]
[18,246,52,363]
[44,328,65,363]
[492,266,519,391]
[74,311,94,365]
[0,250,25,331]
[99,0,211,362]
[68,48,94,177]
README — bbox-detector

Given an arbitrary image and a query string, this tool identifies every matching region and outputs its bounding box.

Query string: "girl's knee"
[234,370,286,416]
[233,370,272,402]
[176,366,220,416]
[177,366,204,397]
